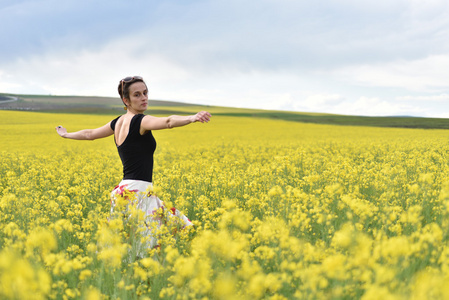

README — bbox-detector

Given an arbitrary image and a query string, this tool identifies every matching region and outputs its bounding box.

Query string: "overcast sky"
[1,0,448,117]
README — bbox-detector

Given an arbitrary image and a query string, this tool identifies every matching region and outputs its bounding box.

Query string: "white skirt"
[110,179,193,255]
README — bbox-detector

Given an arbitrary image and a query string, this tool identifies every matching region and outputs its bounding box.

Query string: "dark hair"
[117,77,146,102]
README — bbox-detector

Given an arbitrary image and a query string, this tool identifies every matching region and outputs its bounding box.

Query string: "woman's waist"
[115,179,153,193]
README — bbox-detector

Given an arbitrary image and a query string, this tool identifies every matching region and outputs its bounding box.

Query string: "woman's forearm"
[166,111,211,128]
[166,115,196,128]
[61,129,94,140]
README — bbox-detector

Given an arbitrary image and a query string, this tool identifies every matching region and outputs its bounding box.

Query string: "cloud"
[0,37,192,97]
[0,0,157,60]
[283,94,345,112]
[333,96,421,116]
[2,0,448,73]
[396,93,449,102]
[330,55,449,93]
[279,93,443,117]
[0,0,438,70]
[1,0,448,118]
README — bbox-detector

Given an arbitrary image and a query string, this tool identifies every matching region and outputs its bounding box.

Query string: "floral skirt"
[110,179,193,255]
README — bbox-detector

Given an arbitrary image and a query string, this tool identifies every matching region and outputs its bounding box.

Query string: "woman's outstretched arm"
[141,111,211,131]
[56,122,114,140]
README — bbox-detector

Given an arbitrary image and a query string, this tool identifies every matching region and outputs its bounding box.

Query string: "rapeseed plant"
[1,110,449,299]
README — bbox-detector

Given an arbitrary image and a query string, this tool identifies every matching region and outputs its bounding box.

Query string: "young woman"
[56,76,211,253]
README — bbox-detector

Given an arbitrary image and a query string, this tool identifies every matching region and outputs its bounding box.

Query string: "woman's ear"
[123,98,130,107]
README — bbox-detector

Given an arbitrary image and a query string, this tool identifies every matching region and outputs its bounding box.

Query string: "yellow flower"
[117,280,125,289]
[84,287,102,300]
[54,219,74,233]
[213,273,238,300]
[268,186,284,197]
[25,227,57,256]
[164,246,180,264]
[419,173,434,184]
[0,194,17,209]
[321,254,348,280]
[0,250,51,300]
[332,223,354,249]
[65,288,76,298]
[79,269,92,281]
[3,110,449,299]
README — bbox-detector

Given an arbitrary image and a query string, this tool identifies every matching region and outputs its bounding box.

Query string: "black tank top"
[110,114,157,182]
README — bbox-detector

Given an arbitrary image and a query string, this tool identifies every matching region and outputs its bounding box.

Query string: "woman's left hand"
[55,125,67,137]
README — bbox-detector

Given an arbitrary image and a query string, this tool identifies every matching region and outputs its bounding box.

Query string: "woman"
[56,76,211,254]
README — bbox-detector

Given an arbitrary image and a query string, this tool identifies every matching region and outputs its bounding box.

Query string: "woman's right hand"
[194,111,211,123]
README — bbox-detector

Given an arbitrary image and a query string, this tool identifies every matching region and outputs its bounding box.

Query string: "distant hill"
[1,93,448,129]
[0,94,201,113]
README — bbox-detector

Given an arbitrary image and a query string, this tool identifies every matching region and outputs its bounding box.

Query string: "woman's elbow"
[85,130,96,140]
[166,116,174,129]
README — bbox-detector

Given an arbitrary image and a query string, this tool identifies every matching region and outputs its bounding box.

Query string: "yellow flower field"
[1,110,449,299]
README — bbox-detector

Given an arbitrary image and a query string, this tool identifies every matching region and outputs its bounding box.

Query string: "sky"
[1,0,448,118]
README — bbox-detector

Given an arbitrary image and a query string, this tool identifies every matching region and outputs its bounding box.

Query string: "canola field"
[1,110,449,300]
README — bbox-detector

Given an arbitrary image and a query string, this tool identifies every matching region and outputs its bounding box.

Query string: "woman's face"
[125,82,148,113]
